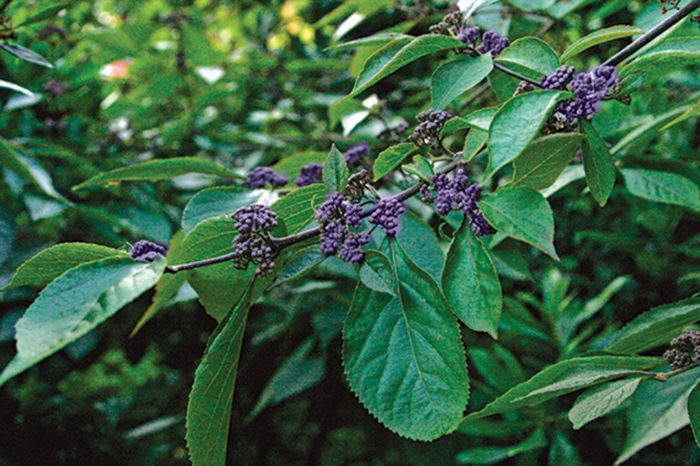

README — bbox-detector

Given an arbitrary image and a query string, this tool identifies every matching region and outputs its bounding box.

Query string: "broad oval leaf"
[441,107,498,136]
[271,183,328,235]
[431,54,493,110]
[486,90,567,177]
[350,35,465,98]
[568,377,642,430]
[621,168,700,212]
[0,43,53,68]
[73,157,244,190]
[186,286,252,466]
[442,219,502,338]
[0,256,165,386]
[510,133,583,190]
[560,26,643,62]
[322,144,349,192]
[494,37,560,80]
[479,187,559,260]
[461,356,662,422]
[182,187,269,234]
[343,242,469,441]
[580,119,615,206]
[372,143,415,181]
[2,242,127,291]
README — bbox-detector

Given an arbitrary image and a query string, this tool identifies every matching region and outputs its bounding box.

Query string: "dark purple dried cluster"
[408,109,452,147]
[316,191,369,264]
[539,65,575,91]
[478,30,510,56]
[245,166,288,188]
[557,65,618,122]
[38,25,67,39]
[44,80,68,97]
[427,169,495,237]
[428,11,463,36]
[344,142,369,164]
[130,240,168,262]
[230,204,278,276]
[663,330,700,370]
[295,163,323,187]
[369,198,406,237]
[457,26,481,45]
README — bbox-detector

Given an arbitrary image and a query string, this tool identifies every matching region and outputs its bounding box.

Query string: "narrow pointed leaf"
[372,143,415,181]
[343,242,469,440]
[580,119,615,206]
[688,382,700,447]
[0,43,53,68]
[456,428,547,464]
[322,144,349,192]
[569,377,642,430]
[442,219,502,338]
[511,133,583,190]
[0,79,35,96]
[560,26,643,62]
[0,256,165,386]
[431,54,493,110]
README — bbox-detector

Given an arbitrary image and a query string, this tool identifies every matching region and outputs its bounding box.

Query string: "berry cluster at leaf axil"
[130,240,168,262]
[230,204,278,276]
[663,330,700,370]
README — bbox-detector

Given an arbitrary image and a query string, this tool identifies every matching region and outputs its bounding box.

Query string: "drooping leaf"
[2,243,128,291]
[615,369,700,465]
[603,295,700,354]
[343,242,469,441]
[431,54,493,110]
[568,377,642,430]
[560,26,644,62]
[0,256,165,386]
[0,43,53,68]
[494,37,560,80]
[510,133,583,190]
[182,187,269,234]
[486,90,567,177]
[442,219,502,338]
[349,35,465,98]
[358,249,395,295]
[73,157,244,190]
[186,285,252,466]
[688,382,700,447]
[479,187,559,260]
[455,428,547,464]
[461,355,662,422]
[580,119,616,206]
[372,143,415,181]
[621,168,700,212]
[271,183,328,235]
[322,144,349,192]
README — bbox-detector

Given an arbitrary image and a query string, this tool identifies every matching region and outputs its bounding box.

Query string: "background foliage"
[0,0,698,464]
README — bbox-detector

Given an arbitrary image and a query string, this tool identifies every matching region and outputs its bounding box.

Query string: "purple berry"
[539,65,575,90]
[232,204,278,234]
[130,239,168,261]
[320,221,346,256]
[469,211,495,237]
[295,163,323,187]
[245,166,289,188]
[369,198,406,237]
[316,191,347,223]
[479,30,509,56]
[458,26,480,44]
[344,142,369,164]
[339,232,371,264]
[346,203,364,229]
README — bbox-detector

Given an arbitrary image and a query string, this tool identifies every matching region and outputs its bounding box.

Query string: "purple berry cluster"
[478,30,510,56]
[663,330,700,370]
[245,166,288,188]
[557,65,618,122]
[295,163,323,187]
[130,240,168,262]
[539,65,575,91]
[458,26,480,45]
[315,191,371,264]
[230,204,279,276]
[408,109,452,147]
[44,80,68,97]
[368,198,406,237]
[344,142,369,164]
[428,168,495,237]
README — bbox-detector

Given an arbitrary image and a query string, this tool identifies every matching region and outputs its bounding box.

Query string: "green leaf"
[621,168,700,212]
[349,35,465,98]
[343,242,469,441]
[486,90,568,177]
[442,219,502,338]
[603,295,700,354]
[0,256,165,386]
[358,250,395,295]
[402,155,434,182]
[441,107,498,135]
[2,243,128,291]
[479,187,559,260]
[271,183,329,235]
[372,143,415,181]
[0,79,35,96]
[16,4,69,27]
[182,216,254,322]
[494,37,560,80]
[461,356,663,422]
[247,338,325,421]
[455,428,547,464]
[322,144,349,192]
[615,368,700,465]
[272,246,325,287]
[395,211,444,281]
[431,54,493,110]
[660,99,700,131]
[463,129,489,162]
[328,33,411,52]
[73,157,243,190]
[271,151,327,184]
[568,377,642,430]
[611,106,687,155]
[505,0,555,11]
[580,119,616,206]
[560,26,644,62]
[510,133,583,190]
[130,230,187,336]
[0,43,53,68]
[620,38,700,79]
[186,284,252,466]
[688,382,700,447]
[182,187,269,234]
